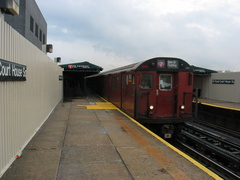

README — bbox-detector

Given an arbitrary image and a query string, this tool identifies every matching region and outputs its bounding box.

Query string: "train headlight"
[149,105,154,110]
[180,105,185,110]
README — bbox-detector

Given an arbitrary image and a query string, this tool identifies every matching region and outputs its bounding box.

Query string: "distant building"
[3,0,47,50]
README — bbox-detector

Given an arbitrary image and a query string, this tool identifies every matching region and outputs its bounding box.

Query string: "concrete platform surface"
[1,95,221,180]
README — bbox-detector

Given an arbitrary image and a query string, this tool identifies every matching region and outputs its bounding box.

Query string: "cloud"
[186,23,221,38]
[48,38,134,71]
[37,0,240,71]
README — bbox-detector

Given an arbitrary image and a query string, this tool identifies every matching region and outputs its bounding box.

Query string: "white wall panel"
[196,72,240,103]
[0,16,63,177]
[209,72,240,102]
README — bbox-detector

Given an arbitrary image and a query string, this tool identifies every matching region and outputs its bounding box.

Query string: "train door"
[122,73,135,117]
[109,74,121,107]
[121,73,126,109]
[155,73,176,117]
[136,72,155,119]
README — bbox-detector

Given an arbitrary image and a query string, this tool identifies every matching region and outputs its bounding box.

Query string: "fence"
[0,14,63,177]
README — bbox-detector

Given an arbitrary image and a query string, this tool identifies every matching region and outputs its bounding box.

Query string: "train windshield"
[140,73,153,89]
[159,74,172,90]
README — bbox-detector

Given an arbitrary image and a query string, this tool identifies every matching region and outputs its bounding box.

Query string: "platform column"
[83,73,87,96]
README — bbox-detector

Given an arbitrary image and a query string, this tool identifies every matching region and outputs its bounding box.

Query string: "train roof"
[101,62,142,74]
[87,57,192,78]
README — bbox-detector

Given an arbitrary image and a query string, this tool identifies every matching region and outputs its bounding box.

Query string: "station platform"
[198,98,240,111]
[1,95,222,180]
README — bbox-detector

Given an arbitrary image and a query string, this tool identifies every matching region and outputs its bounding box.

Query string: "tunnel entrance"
[60,61,103,101]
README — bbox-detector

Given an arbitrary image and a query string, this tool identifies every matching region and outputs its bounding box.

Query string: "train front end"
[135,57,194,138]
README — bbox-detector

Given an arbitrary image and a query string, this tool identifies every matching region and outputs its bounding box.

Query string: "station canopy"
[191,65,218,76]
[60,61,103,73]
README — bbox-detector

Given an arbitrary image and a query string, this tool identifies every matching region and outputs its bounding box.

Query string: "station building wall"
[4,0,47,50]
[0,15,63,177]
[194,72,240,103]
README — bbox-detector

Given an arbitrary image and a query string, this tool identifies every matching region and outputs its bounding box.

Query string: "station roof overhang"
[191,65,218,76]
[60,61,103,73]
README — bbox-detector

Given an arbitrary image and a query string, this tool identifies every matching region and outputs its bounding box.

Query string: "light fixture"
[54,57,61,63]
[180,105,185,110]
[149,105,154,110]
[46,44,53,53]
[0,0,20,15]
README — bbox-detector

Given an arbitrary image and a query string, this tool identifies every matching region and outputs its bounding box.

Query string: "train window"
[159,74,172,90]
[128,74,133,84]
[140,73,152,89]
[125,75,129,85]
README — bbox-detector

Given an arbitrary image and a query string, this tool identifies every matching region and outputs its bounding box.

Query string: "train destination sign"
[167,60,179,69]
[157,59,179,69]
[0,59,27,81]
[212,79,235,84]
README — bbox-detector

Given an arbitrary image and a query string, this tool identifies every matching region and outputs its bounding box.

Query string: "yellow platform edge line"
[193,100,240,111]
[87,106,117,110]
[77,103,117,110]
[99,97,223,180]
[96,102,112,104]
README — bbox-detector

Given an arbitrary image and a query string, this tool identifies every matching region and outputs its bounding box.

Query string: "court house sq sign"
[0,59,26,81]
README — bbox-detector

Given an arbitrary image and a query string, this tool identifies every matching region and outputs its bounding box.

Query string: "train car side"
[87,57,194,138]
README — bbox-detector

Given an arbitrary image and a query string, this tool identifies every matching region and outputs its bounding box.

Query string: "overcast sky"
[36,0,240,71]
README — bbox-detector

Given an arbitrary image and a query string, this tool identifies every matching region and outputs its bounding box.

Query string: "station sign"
[67,64,90,69]
[0,59,26,81]
[212,79,235,84]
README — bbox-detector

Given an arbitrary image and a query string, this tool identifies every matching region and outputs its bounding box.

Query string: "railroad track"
[176,122,240,180]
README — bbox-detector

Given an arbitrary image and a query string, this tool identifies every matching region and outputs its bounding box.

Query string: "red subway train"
[87,57,194,138]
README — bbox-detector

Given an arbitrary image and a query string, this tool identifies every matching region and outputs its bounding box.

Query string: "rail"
[176,122,240,180]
